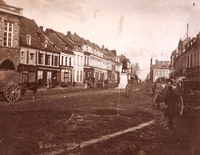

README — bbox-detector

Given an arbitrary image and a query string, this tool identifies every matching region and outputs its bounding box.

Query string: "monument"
[117,59,128,88]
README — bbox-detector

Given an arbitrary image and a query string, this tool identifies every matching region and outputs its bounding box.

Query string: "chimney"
[150,58,152,66]
[45,28,52,34]
[39,26,43,32]
[67,31,71,36]
[156,59,158,65]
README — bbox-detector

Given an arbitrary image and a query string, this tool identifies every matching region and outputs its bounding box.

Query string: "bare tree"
[131,62,140,75]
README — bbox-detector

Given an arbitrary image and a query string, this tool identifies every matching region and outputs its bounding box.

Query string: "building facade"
[0,0,128,88]
[0,1,23,71]
[172,33,200,78]
[150,59,171,82]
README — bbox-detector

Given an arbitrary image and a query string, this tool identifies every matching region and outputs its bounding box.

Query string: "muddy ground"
[0,83,200,155]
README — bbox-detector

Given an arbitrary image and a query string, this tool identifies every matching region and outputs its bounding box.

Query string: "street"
[0,83,200,155]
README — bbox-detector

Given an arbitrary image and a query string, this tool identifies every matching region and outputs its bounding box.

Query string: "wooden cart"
[176,78,200,115]
[0,70,21,102]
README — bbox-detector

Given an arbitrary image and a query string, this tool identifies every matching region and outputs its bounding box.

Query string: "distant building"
[150,59,172,82]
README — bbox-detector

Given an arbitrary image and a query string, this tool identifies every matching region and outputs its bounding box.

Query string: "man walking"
[164,81,178,126]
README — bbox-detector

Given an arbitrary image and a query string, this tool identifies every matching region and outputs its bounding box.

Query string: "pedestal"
[117,73,128,89]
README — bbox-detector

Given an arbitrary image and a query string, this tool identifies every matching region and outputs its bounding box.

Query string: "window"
[81,56,83,66]
[47,71,51,79]
[44,40,48,48]
[30,53,34,60]
[37,70,43,79]
[65,57,68,66]
[3,21,13,47]
[77,70,79,82]
[74,55,76,65]
[54,56,58,66]
[26,34,31,45]
[21,51,24,59]
[61,56,64,65]
[29,53,34,65]
[20,51,26,64]
[80,71,83,81]
[84,56,86,65]
[87,57,89,66]
[45,55,51,65]
[28,72,36,82]
[39,53,44,64]
[69,58,71,66]
[77,55,79,66]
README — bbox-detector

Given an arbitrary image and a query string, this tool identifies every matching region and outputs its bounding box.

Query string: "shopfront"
[18,64,38,82]
[38,66,59,87]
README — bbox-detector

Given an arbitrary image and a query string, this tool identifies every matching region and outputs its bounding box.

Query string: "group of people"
[149,79,179,125]
[84,78,98,89]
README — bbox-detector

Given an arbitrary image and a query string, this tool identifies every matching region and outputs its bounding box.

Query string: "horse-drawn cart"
[176,78,200,115]
[0,70,21,102]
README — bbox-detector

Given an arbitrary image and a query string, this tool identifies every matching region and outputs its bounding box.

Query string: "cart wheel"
[5,84,21,102]
[177,96,184,115]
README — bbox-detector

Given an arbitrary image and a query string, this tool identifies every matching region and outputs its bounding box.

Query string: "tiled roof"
[20,17,60,53]
[0,0,6,4]
[20,17,41,49]
[53,30,74,47]
[45,29,73,54]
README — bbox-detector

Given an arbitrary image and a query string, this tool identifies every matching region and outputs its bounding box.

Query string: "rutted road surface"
[0,83,200,155]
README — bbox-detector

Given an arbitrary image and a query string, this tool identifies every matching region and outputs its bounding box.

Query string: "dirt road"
[0,83,200,155]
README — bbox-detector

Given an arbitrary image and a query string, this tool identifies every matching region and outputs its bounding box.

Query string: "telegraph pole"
[161,51,162,78]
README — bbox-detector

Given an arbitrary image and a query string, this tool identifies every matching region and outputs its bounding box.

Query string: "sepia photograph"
[0,0,200,154]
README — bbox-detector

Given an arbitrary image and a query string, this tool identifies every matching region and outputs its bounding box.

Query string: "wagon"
[0,70,21,102]
[176,78,200,115]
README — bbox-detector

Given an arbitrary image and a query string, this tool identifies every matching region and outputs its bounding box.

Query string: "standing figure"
[84,79,88,89]
[164,82,178,125]
[152,82,162,107]
[93,78,97,88]
[125,80,133,97]
[46,79,50,89]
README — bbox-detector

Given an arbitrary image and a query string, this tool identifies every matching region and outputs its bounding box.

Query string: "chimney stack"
[67,31,71,36]
[39,26,43,32]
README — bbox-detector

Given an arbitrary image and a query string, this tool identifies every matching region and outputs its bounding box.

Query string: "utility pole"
[187,23,189,38]
[161,51,162,78]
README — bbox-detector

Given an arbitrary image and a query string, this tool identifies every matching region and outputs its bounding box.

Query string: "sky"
[4,0,200,80]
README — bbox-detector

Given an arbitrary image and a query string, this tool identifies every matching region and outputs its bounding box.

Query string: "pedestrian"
[93,78,97,88]
[125,80,133,96]
[46,79,50,89]
[73,80,76,87]
[164,81,178,126]
[152,82,162,107]
[84,79,88,89]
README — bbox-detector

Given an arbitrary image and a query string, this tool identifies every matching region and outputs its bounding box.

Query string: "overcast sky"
[5,0,200,80]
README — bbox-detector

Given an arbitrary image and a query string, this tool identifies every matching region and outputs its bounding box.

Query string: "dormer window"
[26,34,31,45]
[44,40,48,48]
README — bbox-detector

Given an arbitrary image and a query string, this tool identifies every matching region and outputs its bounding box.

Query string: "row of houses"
[170,32,200,79]
[149,24,200,82]
[0,0,131,87]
